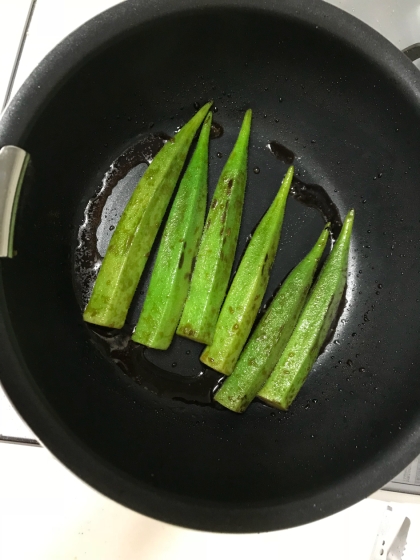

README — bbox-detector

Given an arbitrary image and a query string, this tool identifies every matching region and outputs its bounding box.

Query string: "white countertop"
[2,1,420,558]
[2,440,420,560]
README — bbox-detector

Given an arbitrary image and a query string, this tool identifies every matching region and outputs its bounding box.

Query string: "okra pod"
[201,166,294,375]
[83,102,212,328]
[214,224,330,412]
[177,109,252,344]
[258,209,354,410]
[132,112,212,349]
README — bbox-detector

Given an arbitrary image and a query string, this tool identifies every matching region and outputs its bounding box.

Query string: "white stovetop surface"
[2,1,420,558]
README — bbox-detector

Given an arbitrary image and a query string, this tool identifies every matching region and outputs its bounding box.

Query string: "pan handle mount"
[403,43,420,63]
[0,145,29,258]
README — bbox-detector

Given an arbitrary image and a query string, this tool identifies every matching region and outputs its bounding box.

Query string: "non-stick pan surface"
[1,0,420,533]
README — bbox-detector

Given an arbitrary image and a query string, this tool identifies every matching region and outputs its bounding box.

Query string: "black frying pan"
[1,0,420,533]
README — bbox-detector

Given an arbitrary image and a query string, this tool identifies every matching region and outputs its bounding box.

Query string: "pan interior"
[2,6,420,524]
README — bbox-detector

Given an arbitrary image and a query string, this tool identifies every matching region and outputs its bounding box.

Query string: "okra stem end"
[258,395,288,411]
[213,391,245,413]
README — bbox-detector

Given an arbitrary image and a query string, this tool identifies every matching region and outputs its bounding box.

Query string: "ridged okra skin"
[214,224,329,412]
[201,166,294,375]
[132,112,212,349]
[258,210,354,410]
[177,109,252,344]
[83,102,212,328]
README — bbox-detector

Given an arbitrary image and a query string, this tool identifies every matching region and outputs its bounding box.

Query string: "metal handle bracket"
[0,145,29,258]
[403,43,420,63]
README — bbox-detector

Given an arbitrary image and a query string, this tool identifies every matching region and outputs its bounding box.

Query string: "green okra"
[214,224,330,413]
[131,112,212,349]
[258,209,355,410]
[200,166,294,375]
[177,109,252,345]
[83,102,212,328]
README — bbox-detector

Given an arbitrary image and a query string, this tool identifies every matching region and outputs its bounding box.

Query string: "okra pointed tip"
[343,209,355,231]
[194,101,213,120]
[242,108,253,126]
[277,165,294,200]
[280,165,294,187]
[316,223,330,249]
